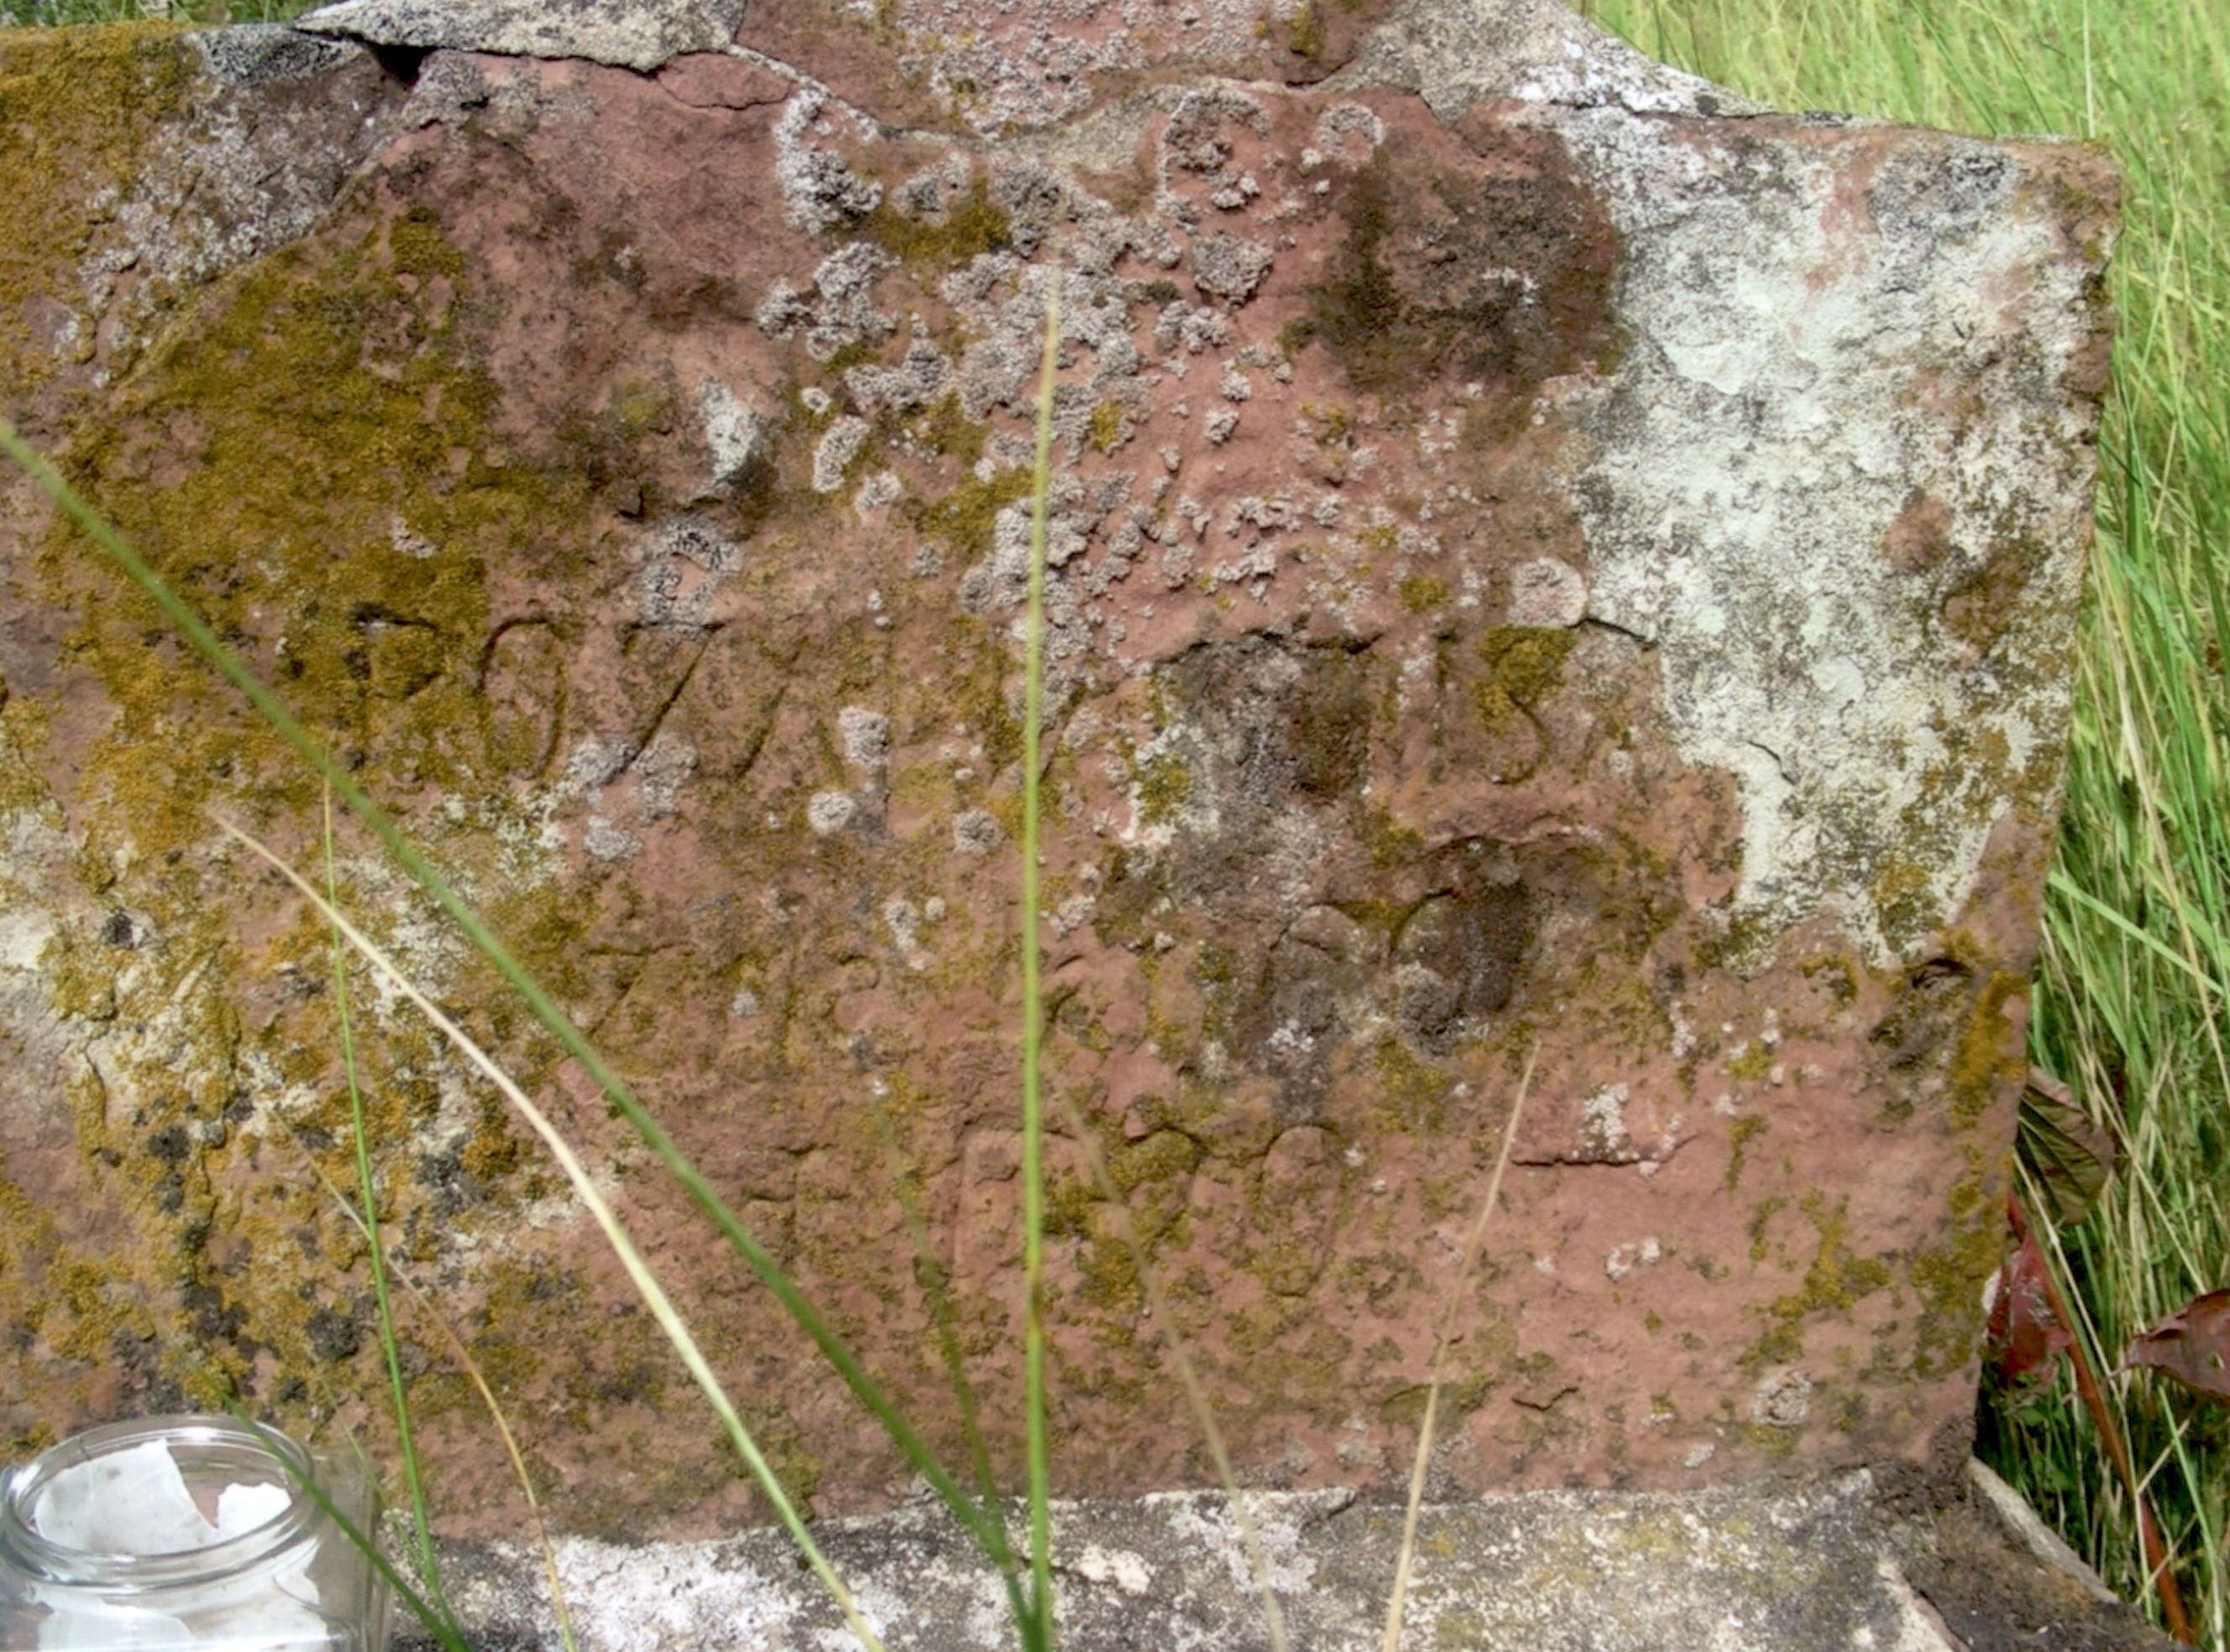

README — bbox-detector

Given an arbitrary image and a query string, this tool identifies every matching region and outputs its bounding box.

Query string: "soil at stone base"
[1873,1452,2183,1652]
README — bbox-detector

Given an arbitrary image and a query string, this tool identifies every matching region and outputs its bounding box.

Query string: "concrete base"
[398,1465,2171,1651]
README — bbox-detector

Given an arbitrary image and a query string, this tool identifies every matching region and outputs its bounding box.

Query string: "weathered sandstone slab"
[398,1471,2174,1651]
[0,0,2114,1540]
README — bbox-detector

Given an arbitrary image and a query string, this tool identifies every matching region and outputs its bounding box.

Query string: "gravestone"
[0,0,2114,1610]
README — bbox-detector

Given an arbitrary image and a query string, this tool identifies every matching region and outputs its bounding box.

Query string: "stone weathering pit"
[0,0,2113,1545]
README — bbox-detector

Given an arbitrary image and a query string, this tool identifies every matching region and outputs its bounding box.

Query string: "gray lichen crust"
[1564,114,2115,959]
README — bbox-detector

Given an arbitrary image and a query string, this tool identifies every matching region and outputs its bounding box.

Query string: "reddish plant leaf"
[2124,1289,2230,1404]
[2017,1066,2118,1227]
[1987,1232,2073,1387]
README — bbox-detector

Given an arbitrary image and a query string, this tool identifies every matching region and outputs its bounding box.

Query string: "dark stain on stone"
[1229,865,1533,1099]
[1884,489,1957,574]
[1234,930,1374,1115]
[415,1147,486,1218]
[1391,877,1531,1052]
[1290,122,1620,403]
[108,1325,185,1416]
[1868,144,2014,247]
[1162,636,1372,813]
[364,40,431,91]
[304,1302,361,1364]
[1940,532,2049,659]
[1869,955,1975,1119]
[183,1280,248,1346]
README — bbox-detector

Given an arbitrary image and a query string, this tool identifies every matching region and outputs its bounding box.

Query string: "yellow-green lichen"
[1479,627,1577,709]
[1136,750,1193,824]
[906,392,990,469]
[906,465,1029,564]
[1745,1194,1893,1368]
[1370,1036,1449,1132]
[1947,971,2026,1130]
[1723,1114,1767,1192]
[866,171,1011,273]
[1088,399,1128,454]
[0,24,196,390]
[1745,1195,1786,1265]
[1363,803,1424,870]
[1399,574,1450,614]
[49,207,591,895]
[1724,1042,1772,1083]
[1905,1211,2004,1379]
[1798,953,1860,1010]
[1378,1373,1493,1426]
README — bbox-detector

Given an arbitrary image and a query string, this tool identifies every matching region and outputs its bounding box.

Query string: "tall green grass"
[0,1,315,24]
[1576,0,2230,1643]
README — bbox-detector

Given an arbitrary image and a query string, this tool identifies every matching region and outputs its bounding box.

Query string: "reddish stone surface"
[0,3,2114,1537]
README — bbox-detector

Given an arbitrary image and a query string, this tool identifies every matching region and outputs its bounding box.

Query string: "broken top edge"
[292,0,751,75]
[286,0,1760,121]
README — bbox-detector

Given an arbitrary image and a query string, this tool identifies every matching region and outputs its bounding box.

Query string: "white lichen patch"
[1605,1234,1661,1281]
[853,468,904,519]
[807,791,859,835]
[1327,0,1736,122]
[1073,1544,1154,1595]
[629,517,739,628]
[696,377,761,490]
[952,808,1002,854]
[838,706,891,770]
[1580,1083,1635,1161]
[756,242,897,362]
[297,0,750,73]
[1509,556,1588,627]
[388,516,439,558]
[771,87,881,232]
[813,415,871,493]
[1155,1488,1322,1597]
[0,905,57,973]
[582,814,642,862]
[631,732,698,820]
[1312,101,1385,165]
[1562,111,2106,960]
[1750,1367,1815,1428]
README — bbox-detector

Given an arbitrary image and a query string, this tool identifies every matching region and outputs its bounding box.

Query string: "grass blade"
[1042,1082,1292,1652]
[216,816,890,1652]
[1020,279,1061,1650]
[1382,1050,1535,1652]
[280,1116,581,1652]
[321,787,450,1633]
[860,1096,1035,1639]
[221,1405,475,1652]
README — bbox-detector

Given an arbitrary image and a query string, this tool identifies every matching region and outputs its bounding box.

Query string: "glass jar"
[0,1416,390,1651]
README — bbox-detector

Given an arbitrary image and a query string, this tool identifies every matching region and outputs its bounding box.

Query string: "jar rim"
[0,1416,322,1590]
